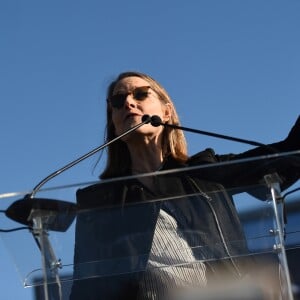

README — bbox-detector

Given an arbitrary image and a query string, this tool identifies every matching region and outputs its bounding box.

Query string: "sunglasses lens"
[110,94,126,108]
[133,87,149,100]
[109,86,150,108]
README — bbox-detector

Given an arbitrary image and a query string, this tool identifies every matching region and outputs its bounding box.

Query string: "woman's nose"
[124,94,137,108]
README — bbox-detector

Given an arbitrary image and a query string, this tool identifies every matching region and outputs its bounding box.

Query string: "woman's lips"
[124,113,141,121]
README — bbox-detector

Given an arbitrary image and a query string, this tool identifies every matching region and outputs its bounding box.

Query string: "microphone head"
[141,114,151,123]
[150,115,162,127]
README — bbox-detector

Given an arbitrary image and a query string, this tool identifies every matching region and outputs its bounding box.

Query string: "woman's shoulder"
[164,148,220,170]
[187,148,218,165]
[76,179,126,209]
[187,148,238,166]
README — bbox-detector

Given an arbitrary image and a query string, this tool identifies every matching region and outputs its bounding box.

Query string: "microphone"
[5,115,152,228]
[149,115,265,147]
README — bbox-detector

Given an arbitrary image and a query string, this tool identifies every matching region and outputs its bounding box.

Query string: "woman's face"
[110,76,171,140]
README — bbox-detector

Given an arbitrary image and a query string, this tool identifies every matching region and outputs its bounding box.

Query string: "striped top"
[137,207,207,300]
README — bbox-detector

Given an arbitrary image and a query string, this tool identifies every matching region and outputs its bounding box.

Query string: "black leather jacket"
[70,144,299,300]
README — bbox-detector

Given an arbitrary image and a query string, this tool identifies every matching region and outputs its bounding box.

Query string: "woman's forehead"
[114,76,149,91]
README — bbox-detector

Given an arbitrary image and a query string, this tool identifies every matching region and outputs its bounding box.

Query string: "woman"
[70,71,300,300]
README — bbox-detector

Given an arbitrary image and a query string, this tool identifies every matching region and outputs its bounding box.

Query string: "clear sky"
[1,1,300,299]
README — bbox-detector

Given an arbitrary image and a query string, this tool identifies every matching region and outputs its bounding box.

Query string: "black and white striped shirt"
[137,207,207,299]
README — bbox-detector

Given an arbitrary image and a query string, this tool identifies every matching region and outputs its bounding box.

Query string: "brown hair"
[100,71,188,179]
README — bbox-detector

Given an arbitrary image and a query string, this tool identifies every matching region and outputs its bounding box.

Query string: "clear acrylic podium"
[1,151,300,300]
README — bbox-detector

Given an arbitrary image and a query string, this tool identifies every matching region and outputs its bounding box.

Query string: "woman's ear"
[163,103,172,122]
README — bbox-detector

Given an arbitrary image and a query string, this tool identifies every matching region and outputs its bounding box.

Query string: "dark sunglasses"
[108,86,151,109]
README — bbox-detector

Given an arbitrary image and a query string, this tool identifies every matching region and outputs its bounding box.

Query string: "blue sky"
[1,1,300,299]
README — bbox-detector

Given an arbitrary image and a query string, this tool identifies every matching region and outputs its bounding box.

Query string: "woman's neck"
[127,141,164,174]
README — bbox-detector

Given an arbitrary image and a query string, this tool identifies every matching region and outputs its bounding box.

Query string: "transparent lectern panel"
[0,187,79,288]
[0,151,299,300]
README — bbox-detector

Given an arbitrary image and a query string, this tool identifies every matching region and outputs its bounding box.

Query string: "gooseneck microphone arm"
[4,114,152,300]
[29,115,151,198]
[150,115,265,147]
